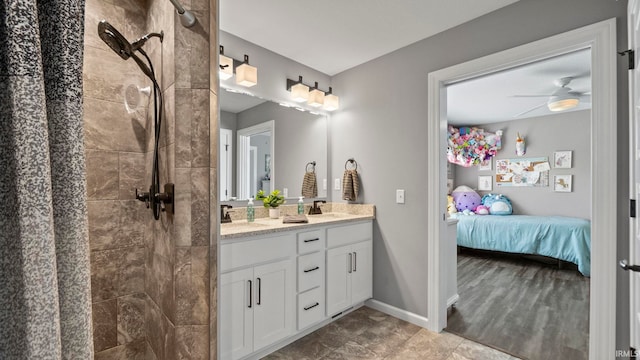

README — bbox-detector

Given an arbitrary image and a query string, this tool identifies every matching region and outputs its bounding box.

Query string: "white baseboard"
[365,299,429,329]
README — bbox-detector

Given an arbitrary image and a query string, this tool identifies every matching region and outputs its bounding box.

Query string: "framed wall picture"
[554,150,572,168]
[478,175,493,191]
[554,175,572,192]
[479,159,492,171]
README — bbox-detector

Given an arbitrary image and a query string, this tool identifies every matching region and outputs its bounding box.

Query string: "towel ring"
[306,161,316,172]
[345,158,358,170]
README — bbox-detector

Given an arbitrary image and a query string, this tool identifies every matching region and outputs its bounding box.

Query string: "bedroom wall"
[452,110,591,219]
[328,0,629,351]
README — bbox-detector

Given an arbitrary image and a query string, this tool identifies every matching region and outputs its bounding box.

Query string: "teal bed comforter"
[456,215,591,276]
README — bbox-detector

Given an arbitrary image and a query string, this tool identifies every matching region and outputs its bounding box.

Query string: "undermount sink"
[308,212,350,219]
[221,221,269,229]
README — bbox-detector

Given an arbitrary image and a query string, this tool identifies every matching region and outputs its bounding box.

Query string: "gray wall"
[453,110,591,219]
[251,134,271,193]
[329,0,629,350]
[237,101,328,199]
[221,110,238,196]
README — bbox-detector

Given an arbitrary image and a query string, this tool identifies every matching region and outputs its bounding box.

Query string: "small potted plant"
[256,189,286,219]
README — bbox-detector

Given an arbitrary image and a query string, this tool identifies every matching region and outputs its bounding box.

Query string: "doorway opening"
[426,19,617,359]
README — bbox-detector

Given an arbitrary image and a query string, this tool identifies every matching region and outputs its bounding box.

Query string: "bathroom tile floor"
[264,306,520,360]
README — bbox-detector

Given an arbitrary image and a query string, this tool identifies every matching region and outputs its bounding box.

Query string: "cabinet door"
[252,258,294,351]
[326,245,352,316]
[220,268,254,360]
[350,240,373,304]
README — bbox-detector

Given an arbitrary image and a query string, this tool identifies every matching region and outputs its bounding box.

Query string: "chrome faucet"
[221,204,233,223]
[308,200,326,215]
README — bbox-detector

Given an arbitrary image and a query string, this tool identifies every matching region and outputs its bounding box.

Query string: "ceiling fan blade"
[514,102,547,117]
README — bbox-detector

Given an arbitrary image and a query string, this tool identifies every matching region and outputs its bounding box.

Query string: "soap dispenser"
[247,197,255,222]
[298,197,304,215]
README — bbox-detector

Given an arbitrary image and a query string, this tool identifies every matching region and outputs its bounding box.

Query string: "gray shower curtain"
[0,0,93,359]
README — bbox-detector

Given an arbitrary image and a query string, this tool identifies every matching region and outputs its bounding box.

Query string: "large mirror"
[220,90,328,201]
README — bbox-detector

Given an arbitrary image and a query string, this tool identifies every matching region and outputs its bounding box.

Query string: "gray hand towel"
[302,171,318,198]
[282,214,309,223]
[342,169,360,201]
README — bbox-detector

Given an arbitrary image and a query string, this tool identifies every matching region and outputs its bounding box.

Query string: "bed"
[456,215,591,276]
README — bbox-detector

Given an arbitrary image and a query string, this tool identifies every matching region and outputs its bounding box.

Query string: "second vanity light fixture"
[219,45,257,87]
[286,76,339,111]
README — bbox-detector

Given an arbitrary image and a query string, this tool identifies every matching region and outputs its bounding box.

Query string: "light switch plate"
[396,189,405,204]
[334,178,341,190]
[283,188,288,197]
[323,179,327,190]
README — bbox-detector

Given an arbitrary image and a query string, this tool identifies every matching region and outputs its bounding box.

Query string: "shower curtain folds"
[0,0,94,358]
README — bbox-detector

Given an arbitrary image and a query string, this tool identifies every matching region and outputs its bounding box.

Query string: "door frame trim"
[426,19,617,359]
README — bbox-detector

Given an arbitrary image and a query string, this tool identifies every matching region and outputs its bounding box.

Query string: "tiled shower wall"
[83,0,216,359]
[83,0,148,357]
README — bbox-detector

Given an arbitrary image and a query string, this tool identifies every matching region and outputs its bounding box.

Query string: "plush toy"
[451,185,482,212]
[447,195,458,215]
[475,205,489,215]
[481,193,513,215]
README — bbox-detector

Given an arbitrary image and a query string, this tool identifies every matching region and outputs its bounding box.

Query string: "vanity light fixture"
[218,45,258,87]
[289,76,309,102]
[286,76,339,111]
[323,87,339,111]
[308,82,325,107]
[219,45,233,80]
[235,55,257,87]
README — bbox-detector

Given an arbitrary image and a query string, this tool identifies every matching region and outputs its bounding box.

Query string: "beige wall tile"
[119,152,146,200]
[93,299,118,352]
[119,246,146,296]
[84,0,124,50]
[84,97,147,153]
[91,250,119,301]
[95,340,146,360]
[174,168,192,246]
[117,293,147,345]
[175,89,193,168]
[88,200,145,251]
[175,246,209,325]
[191,89,210,167]
[145,297,175,360]
[190,168,209,246]
[175,325,209,360]
[86,149,119,200]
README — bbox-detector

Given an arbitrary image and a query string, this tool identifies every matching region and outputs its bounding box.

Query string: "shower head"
[98,20,132,60]
[97,20,157,80]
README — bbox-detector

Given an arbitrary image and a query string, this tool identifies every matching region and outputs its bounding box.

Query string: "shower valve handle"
[135,188,150,208]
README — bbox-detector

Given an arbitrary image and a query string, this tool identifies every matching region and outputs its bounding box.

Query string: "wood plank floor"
[446,249,590,360]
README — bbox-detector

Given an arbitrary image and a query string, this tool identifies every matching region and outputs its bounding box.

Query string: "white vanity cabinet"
[325,222,373,317]
[220,234,295,360]
[220,218,373,360]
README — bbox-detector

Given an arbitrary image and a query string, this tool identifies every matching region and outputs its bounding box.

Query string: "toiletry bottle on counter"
[247,198,255,222]
[298,197,304,215]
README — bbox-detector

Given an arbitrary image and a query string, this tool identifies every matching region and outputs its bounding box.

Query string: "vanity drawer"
[326,221,372,249]
[297,287,324,330]
[297,229,325,254]
[297,252,323,292]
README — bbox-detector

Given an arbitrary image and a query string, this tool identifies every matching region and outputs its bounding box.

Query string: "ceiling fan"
[513,77,591,117]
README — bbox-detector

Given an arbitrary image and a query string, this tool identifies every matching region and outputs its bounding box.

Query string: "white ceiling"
[220,0,519,76]
[447,48,592,126]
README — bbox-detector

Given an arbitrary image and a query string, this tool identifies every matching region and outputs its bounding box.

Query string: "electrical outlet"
[396,189,405,204]
[283,188,288,197]
[323,179,327,190]
[334,178,341,190]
